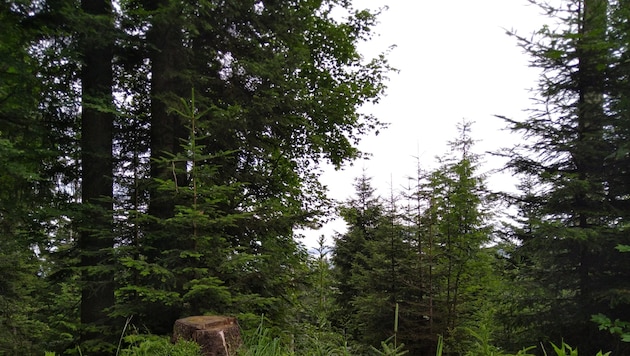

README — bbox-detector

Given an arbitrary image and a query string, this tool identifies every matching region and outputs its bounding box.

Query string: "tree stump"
[172,315,241,356]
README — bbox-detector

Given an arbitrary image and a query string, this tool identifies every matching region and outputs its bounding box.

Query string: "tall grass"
[238,317,285,356]
[44,314,612,356]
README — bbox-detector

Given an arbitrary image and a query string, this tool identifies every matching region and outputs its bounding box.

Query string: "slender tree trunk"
[576,0,607,298]
[427,198,435,337]
[574,0,608,346]
[79,0,115,351]
[143,0,189,333]
[445,210,454,330]
[146,0,188,221]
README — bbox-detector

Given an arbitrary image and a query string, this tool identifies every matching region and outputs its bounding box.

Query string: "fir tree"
[332,174,413,352]
[501,0,630,353]
[422,122,495,354]
[77,1,117,352]
[1,0,392,351]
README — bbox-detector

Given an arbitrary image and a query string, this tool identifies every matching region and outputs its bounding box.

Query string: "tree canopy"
[5,0,630,355]
[1,0,391,353]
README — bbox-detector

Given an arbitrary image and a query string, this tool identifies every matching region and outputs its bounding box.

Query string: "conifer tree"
[399,162,438,355]
[502,0,630,353]
[112,0,391,334]
[2,0,391,350]
[331,174,414,352]
[289,235,344,354]
[332,174,384,345]
[421,122,494,353]
[78,1,117,352]
[329,123,495,355]
[0,2,84,353]
[0,6,50,354]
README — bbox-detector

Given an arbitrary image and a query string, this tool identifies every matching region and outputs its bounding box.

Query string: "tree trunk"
[172,316,242,356]
[143,0,189,333]
[147,0,188,222]
[79,0,115,352]
[574,0,609,350]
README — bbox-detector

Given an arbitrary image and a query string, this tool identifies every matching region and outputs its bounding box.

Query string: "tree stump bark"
[172,315,241,356]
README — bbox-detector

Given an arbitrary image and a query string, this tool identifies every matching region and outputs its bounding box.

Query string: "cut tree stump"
[172,315,241,356]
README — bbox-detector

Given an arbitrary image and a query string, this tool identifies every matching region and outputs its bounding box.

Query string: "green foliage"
[47,336,203,356]
[0,4,61,354]
[5,0,392,351]
[15,0,628,354]
[548,342,579,356]
[0,233,50,354]
[12,0,397,348]
[284,236,360,356]
[543,341,610,356]
[499,0,630,353]
[331,174,409,351]
[592,313,630,342]
[118,335,202,356]
[591,244,630,344]
[463,320,503,356]
[436,331,538,356]
[369,336,409,356]
[368,303,408,356]
[110,0,391,336]
[412,122,497,354]
[238,318,286,356]
[329,122,501,355]
[291,327,353,356]
[436,335,444,356]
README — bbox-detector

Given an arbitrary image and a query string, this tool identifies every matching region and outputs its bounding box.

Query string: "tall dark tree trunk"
[143,0,189,333]
[79,0,115,352]
[574,0,609,344]
[146,0,188,221]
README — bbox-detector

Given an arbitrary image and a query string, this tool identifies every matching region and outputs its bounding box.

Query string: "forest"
[2,0,630,355]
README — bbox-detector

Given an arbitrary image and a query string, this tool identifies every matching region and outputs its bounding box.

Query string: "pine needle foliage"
[499,1,630,353]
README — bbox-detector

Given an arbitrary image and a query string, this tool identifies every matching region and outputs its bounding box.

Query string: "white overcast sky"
[299,0,549,248]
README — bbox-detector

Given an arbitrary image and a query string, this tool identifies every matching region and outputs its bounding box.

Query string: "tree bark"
[142,0,190,333]
[574,0,609,349]
[146,0,188,222]
[172,316,242,356]
[79,0,115,352]
[575,0,608,298]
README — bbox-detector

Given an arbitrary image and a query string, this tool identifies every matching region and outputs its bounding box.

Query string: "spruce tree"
[332,174,414,352]
[332,173,385,346]
[399,161,438,355]
[0,2,82,353]
[113,0,391,334]
[502,0,630,352]
[422,121,494,353]
[0,6,48,354]
[2,0,392,349]
[78,1,117,352]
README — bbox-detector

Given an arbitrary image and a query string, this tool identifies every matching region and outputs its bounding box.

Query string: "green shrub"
[118,335,202,356]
